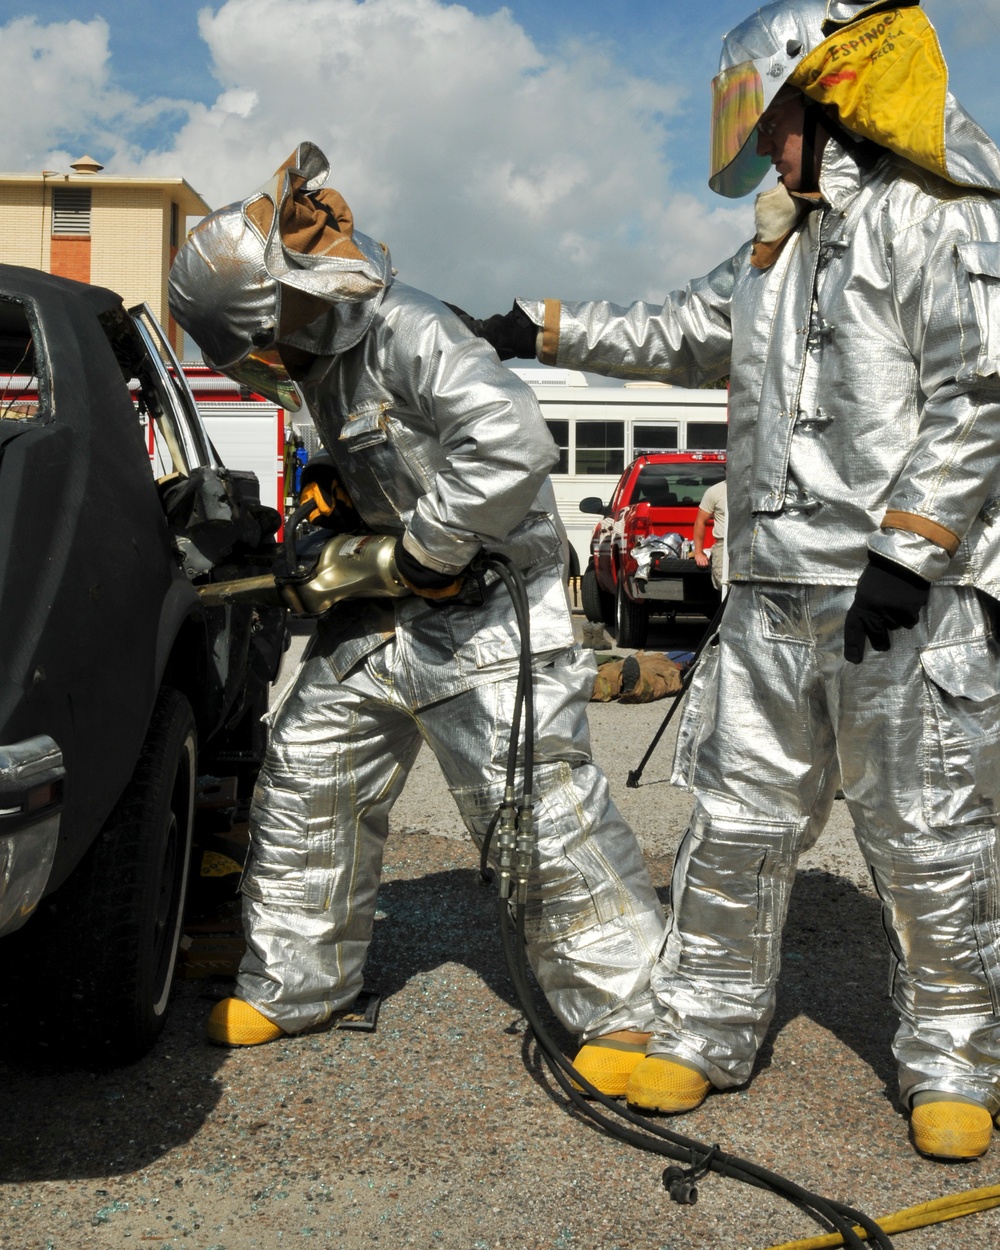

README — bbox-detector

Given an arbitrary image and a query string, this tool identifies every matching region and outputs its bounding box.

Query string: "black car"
[0,266,286,1064]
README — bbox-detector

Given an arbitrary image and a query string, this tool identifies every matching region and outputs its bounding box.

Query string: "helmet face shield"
[212,347,303,412]
[709,0,827,197]
[709,60,772,198]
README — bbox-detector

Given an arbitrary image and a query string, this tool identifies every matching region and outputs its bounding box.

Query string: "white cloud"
[3,1,754,312]
[0,17,125,167]
[0,15,198,175]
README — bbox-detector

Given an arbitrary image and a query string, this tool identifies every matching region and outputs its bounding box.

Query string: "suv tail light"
[630,501,651,539]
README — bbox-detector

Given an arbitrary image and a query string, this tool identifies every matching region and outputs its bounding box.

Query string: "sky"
[5,0,1000,315]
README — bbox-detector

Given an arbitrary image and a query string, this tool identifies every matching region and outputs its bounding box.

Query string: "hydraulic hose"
[477,553,535,899]
[281,499,317,578]
[626,595,726,789]
[497,896,889,1248]
[481,556,893,1250]
[762,1184,1000,1250]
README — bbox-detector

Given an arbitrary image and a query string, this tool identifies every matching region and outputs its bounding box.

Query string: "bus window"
[545,419,569,474]
[576,420,625,475]
[633,423,678,455]
[688,421,728,450]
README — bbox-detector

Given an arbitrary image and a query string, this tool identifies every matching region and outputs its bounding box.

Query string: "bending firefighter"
[167,144,665,1092]
[463,1,1000,1160]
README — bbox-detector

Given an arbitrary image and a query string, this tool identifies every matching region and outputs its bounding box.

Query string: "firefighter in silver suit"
[167,144,665,1092]
[468,1,1000,1158]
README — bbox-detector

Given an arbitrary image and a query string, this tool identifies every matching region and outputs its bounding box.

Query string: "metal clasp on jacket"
[782,494,823,515]
[794,406,834,433]
[981,496,1000,526]
[817,238,850,266]
[806,318,835,349]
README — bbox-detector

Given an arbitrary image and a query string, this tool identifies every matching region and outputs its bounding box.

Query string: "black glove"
[843,555,930,664]
[298,455,359,531]
[393,539,466,601]
[443,301,538,361]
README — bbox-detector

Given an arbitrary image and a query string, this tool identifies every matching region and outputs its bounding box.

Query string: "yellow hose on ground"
[763,1183,1000,1250]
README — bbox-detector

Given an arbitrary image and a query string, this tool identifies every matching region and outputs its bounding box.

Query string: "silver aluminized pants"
[237,637,665,1040]
[657,582,1000,1113]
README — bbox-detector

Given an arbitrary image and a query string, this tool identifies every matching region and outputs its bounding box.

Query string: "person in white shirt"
[693,479,727,591]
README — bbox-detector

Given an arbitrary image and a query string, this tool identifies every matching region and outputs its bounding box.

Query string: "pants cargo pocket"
[919,636,1000,829]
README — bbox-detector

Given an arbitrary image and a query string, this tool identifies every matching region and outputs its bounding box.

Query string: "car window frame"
[129,303,219,477]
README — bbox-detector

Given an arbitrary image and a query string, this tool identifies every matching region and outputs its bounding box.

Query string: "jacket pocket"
[919,635,1000,827]
[339,400,392,451]
[956,242,1000,383]
[339,399,444,527]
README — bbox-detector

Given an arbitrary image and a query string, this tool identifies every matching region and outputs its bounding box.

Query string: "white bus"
[511,369,729,571]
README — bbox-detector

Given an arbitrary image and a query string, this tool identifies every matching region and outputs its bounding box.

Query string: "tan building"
[0,156,210,353]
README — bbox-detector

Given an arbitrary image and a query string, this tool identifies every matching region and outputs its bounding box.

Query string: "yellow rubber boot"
[910,1095,993,1160]
[626,1055,711,1114]
[208,997,285,1047]
[572,1031,651,1097]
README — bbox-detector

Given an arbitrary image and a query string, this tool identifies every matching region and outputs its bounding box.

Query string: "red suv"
[579,451,726,647]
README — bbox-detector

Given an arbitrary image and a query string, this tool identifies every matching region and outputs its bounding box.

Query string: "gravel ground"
[2,614,999,1250]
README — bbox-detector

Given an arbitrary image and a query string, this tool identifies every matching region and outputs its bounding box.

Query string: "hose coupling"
[514,806,534,905]
[663,1145,719,1206]
[495,786,519,900]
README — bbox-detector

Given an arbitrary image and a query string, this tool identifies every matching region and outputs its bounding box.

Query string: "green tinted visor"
[212,347,303,412]
[709,60,772,198]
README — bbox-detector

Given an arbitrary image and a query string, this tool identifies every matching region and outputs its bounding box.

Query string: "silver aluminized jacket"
[526,141,1000,593]
[523,135,1000,1109]
[238,281,666,1039]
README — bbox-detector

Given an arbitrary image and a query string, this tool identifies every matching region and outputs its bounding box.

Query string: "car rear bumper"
[628,559,716,607]
[0,735,65,937]
[634,576,686,602]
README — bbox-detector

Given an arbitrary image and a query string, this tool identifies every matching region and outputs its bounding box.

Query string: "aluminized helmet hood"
[169,142,392,407]
[711,2,1000,198]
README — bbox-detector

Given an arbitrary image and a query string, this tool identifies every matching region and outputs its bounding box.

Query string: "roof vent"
[70,155,103,175]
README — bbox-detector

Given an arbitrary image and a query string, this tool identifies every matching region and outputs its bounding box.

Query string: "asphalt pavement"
[2,612,999,1250]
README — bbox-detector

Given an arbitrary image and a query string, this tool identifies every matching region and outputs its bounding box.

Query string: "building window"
[170,202,180,248]
[633,423,678,456]
[51,188,92,236]
[545,419,569,474]
[575,420,624,475]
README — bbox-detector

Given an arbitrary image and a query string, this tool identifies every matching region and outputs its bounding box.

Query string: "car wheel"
[582,562,615,626]
[581,563,604,623]
[615,582,649,649]
[23,687,196,1065]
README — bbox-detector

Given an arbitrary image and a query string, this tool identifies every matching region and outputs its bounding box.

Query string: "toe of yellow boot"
[626,1056,711,1114]
[911,1100,993,1160]
[572,1035,649,1098]
[208,997,285,1047]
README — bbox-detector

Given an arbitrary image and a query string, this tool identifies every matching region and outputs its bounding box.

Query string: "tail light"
[630,501,651,539]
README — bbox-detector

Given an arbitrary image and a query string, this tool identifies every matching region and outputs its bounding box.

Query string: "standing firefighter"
[466,1,1000,1159]
[167,144,666,1093]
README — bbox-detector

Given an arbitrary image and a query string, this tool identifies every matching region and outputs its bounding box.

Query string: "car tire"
[582,563,608,624]
[23,687,196,1066]
[615,582,649,649]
